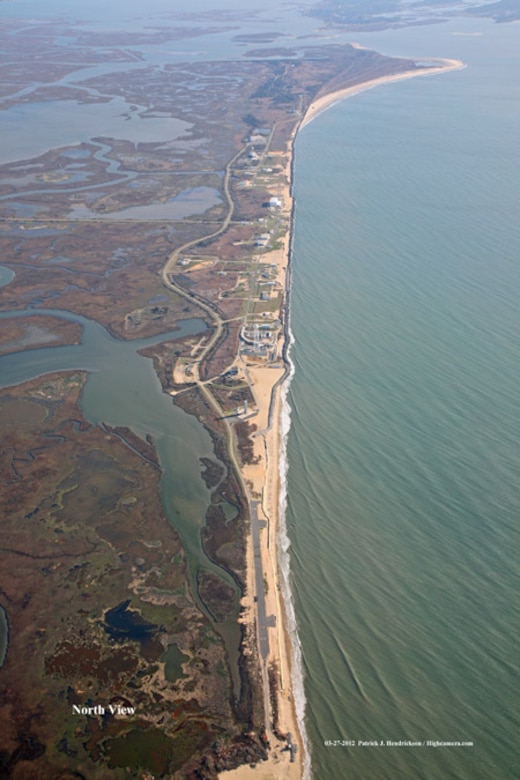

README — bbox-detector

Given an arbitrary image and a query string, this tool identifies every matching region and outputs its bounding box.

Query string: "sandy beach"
[221,53,465,780]
[219,147,305,778]
[300,57,465,129]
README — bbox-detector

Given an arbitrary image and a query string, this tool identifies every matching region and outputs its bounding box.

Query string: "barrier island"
[0,14,462,778]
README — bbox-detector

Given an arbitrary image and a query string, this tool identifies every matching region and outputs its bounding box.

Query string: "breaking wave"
[278,321,312,780]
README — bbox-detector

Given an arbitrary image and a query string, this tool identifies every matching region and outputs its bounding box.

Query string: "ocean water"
[287,19,520,780]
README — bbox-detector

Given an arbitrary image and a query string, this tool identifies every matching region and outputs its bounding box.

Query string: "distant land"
[307,0,520,29]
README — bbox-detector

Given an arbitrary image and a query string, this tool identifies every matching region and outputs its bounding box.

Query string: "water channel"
[0,308,242,693]
[0,266,15,287]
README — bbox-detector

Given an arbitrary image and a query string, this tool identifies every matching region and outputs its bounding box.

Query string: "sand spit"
[301,58,465,129]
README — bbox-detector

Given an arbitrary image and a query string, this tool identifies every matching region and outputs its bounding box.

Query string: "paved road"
[251,500,270,661]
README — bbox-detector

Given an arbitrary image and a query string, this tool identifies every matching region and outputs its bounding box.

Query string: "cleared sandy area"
[220,759,299,780]
[224,380,303,780]
[301,58,465,129]
[220,146,304,779]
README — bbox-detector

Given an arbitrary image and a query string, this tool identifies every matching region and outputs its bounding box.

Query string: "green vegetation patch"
[104,721,214,775]
[104,728,174,774]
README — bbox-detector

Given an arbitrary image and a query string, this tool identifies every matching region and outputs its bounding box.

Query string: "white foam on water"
[277,320,312,780]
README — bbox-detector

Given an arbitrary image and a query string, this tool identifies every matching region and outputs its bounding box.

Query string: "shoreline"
[300,57,465,129]
[220,52,465,780]
[219,130,306,780]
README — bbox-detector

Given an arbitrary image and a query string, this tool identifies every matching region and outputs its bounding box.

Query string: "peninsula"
[0,13,463,777]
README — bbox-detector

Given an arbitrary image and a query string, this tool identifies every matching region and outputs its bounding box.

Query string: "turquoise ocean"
[286,18,520,780]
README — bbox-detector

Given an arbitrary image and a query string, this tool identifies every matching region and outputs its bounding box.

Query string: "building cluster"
[240,320,281,361]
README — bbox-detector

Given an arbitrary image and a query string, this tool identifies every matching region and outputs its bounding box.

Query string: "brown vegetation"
[0,373,246,778]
